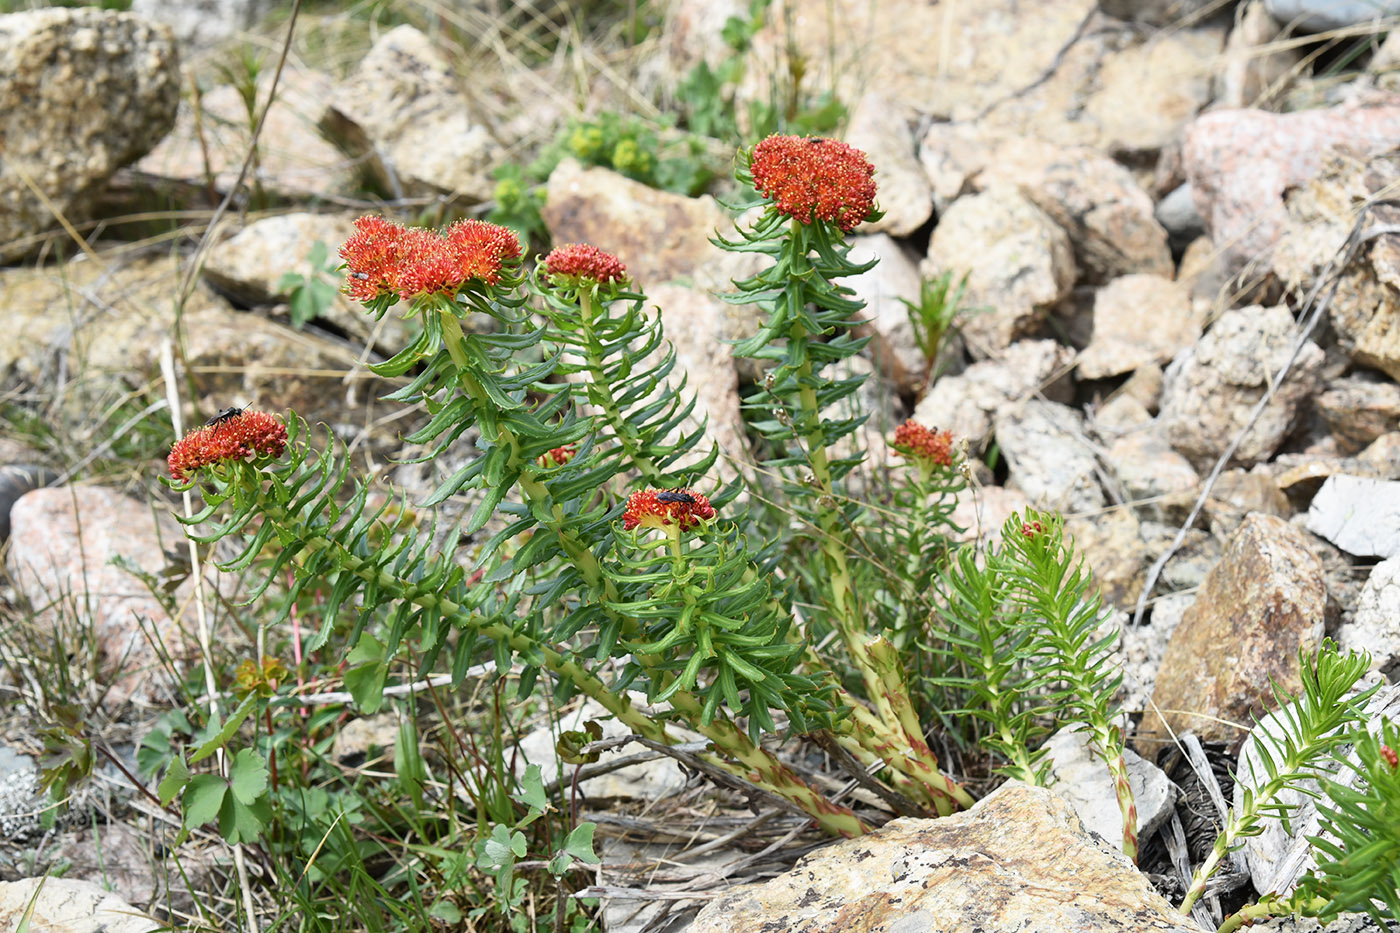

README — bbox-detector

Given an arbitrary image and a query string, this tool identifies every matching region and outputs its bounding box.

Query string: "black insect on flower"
[205,406,245,427]
[655,489,697,505]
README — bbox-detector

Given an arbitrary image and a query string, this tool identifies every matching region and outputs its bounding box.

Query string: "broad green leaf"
[182,773,227,829]
[157,755,189,806]
[513,763,548,813]
[229,749,269,805]
[563,822,601,864]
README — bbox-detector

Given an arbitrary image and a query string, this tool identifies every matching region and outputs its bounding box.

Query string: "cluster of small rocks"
[2,0,1400,930]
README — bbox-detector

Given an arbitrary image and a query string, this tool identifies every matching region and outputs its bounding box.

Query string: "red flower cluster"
[537,444,577,468]
[339,215,521,303]
[892,420,954,467]
[168,410,287,481]
[1383,744,1398,770]
[543,243,629,286]
[1021,520,1045,540]
[749,135,877,232]
[622,488,716,532]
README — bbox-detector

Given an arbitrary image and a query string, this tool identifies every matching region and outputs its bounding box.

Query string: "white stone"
[0,878,159,933]
[1305,474,1400,559]
[1338,555,1400,673]
[1043,726,1177,844]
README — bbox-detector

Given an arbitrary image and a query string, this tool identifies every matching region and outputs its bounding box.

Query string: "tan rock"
[923,188,1075,357]
[913,340,1075,450]
[1159,305,1325,470]
[846,93,932,237]
[691,784,1200,933]
[0,878,158,933]
[1137,513,1327,753]
[951,485,1032,547]
[1103,429,1200,509]
[1078,275,1199,380]
[1067,509,1148,611]
[201,212,414,352]
[1217,1,1300,110]
[649,284,751,482]
[5,487,197,707]
[920,126,1172,284]
[1314,375,1400,454]
[0,9,179,261]
[542,159,756,294]
[323,26,498,202]
[138,66,352,202]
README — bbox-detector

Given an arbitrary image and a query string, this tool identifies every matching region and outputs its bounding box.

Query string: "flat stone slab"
[1306,474,1400,558]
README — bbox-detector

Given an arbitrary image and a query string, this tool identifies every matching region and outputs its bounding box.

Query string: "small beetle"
[656,489,697,506]
[205,406,245,427]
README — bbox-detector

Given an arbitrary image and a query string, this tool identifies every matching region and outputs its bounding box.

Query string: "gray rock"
[516,698,689,803]
[1337,554,1400,674]
[1265,0,1400,31]
[1102,429,1200,512]
[923,188,1075,357]
[130,0,275,48]
[1154,183,1205,240]
[1235,680,1400,897]
[1043,726,1177,845]
[0,9,180,262]
[1159,305,1324,471]
[1305,474,1400,558]
[1120,591,1195,713]
[690,784,1201,933]
[0,878,159,933]
[995,400,1105,513]
[0,743,42,843]
[913,340,1075,451]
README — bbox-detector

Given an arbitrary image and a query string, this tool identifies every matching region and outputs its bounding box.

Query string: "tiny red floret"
[537,444,577,468]
[168,410,287,481]
[749,135,877,232]
[892,420,954,467]
[543,243,629,286]
[1382,745,1398,770]
[622,487,716,532]
[1021,520,1045,539]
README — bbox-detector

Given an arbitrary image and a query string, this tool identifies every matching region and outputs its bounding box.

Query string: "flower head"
[339,215,521,303]
[622,488,716,532]
[892,420,954,468]
[1383,745,1398,770]
[537,444,577,468]
[749,135,877,232]
[168,409,287,481]
[543,244,629,289]
[1021,520,1045,540]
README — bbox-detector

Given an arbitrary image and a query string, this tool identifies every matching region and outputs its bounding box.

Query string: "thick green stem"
[1103,747,1139,864]
[1216,894,1323,933]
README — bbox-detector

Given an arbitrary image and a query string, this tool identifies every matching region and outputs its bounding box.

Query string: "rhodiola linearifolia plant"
[154,134,1394,925]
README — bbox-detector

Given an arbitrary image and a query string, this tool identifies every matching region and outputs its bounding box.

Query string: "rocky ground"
[1,0,1399,931]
